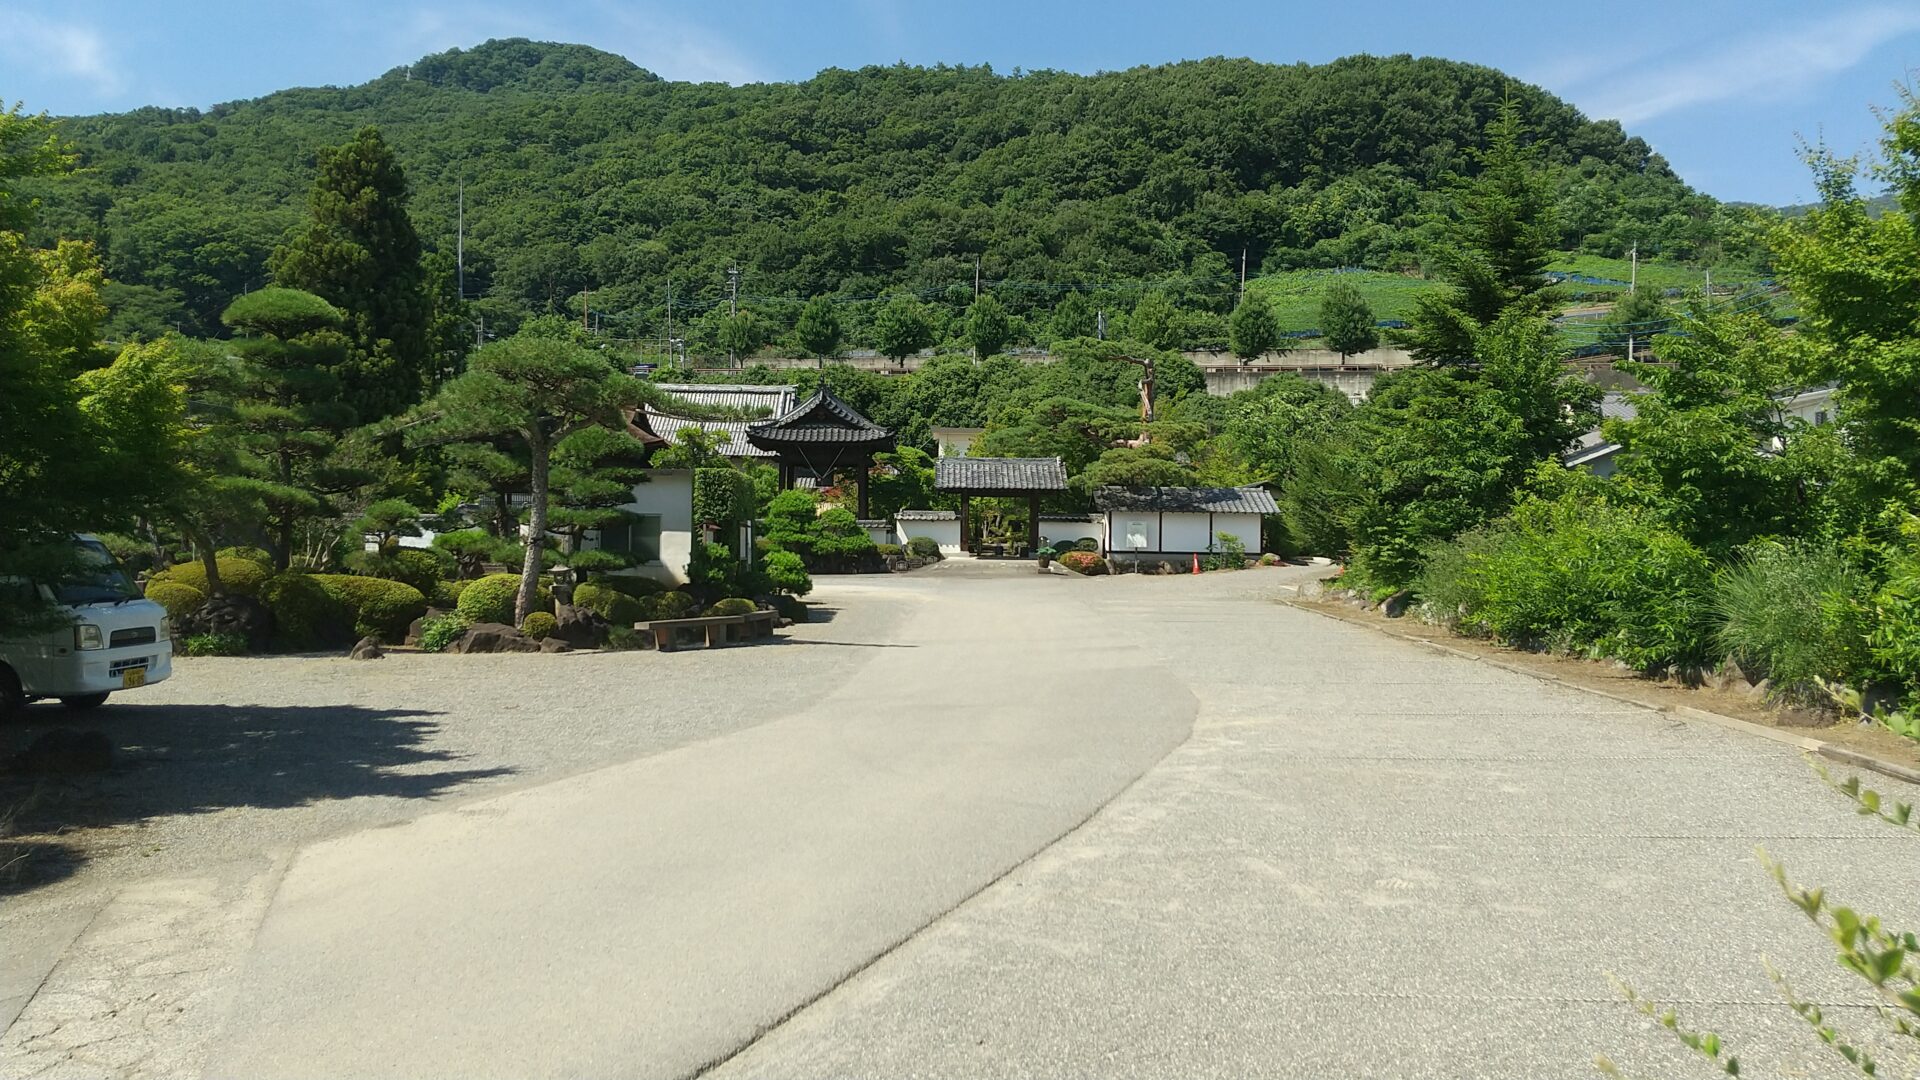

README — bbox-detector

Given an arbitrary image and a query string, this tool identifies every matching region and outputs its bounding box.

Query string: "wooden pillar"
[857,460,871,520]
[959,494,971,554]
[1026,494,1040,553]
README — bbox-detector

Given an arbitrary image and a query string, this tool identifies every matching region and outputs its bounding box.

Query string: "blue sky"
[3,1,1917,205]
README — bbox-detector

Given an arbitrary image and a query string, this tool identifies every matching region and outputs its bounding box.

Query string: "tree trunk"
[195,530,226,598]
[515,432,549,627]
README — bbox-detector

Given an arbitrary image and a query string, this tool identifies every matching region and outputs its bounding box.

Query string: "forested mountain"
[29,39,1741,342]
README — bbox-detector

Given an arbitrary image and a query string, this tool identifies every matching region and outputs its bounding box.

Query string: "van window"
[55,540,138,606]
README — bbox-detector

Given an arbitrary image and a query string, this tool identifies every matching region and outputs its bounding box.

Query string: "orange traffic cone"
[1191,552,1201,575]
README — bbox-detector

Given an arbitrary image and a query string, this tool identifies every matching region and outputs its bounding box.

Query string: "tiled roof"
[1093,486,1280,514]
[934,457,1069,492]
[745,389,894,447]
[1040,513,1100,522]
[654,383,796,414]
[895,509,958,521]
[638,408,775,459]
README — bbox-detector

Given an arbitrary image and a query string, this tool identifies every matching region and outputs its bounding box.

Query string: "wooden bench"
[635,609,781,652]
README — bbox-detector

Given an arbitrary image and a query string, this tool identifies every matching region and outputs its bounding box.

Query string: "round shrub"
[1073,538,1100,553]
[430,578,468,610]
[875,543,904,559]
[456,573,522,625]
[762,550,812,597]
[216,546,273,567]
[152,556,272,597]
[417,614,470,653]
[1059,551,1109,575]
[347,547,453,596]
[703,597,758,618]
[520,611,559,639]
[906,536,941,559]
[143,580,206,620]
[586,574,667,598]
[312,575,428,643]
[262,572,348,648]
[572,582,646,627]
[645,590,699,620]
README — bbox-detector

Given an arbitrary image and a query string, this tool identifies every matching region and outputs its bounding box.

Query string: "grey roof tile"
[934,457,1069,492]
[1093,486,1280,514]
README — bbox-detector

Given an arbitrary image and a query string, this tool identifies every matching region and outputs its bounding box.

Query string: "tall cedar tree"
[415,334,672,623]
[219,288,370,570]
[1401,101,1559,365]
[1228,293,1283,364]
[1318,280,1379,360]
[273,127,431,419]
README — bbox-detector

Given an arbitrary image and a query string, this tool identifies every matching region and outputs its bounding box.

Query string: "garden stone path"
[8,561,1920,1078]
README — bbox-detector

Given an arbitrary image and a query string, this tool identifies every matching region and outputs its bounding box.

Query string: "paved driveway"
[6,561,1916,1079]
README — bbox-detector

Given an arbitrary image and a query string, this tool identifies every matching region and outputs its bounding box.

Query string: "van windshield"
[56,539,139,606]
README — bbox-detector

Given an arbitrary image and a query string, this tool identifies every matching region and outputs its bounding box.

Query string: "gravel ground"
[0,582,911,913]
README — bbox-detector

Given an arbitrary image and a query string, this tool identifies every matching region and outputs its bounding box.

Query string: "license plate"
[120,667,146,689]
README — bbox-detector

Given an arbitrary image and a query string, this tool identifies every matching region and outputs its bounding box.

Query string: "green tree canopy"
[1228,293,1283,363]
[794,296,842,359]
[1318,280,1379,359]
[872,293,934,365]
[965,293,1013,359]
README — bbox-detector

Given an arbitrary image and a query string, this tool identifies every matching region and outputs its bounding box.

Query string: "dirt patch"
[1294,595,1920,773]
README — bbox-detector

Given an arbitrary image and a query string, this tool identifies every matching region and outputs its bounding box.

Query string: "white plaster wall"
[863,524,894,546]
[611,469,695,585]
[896,518,962,554]
[1161,513,1214,553]
[1039,519,1103,550]
[1212,513,1262,553]
[1107,513,1160,555]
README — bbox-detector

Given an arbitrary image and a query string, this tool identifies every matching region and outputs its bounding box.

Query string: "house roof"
[934,457,1069,492]
[745,388,894,449]
[1093,486,1280,514]
[1040,513,1100,522]
[895,509,958,521]
[633,383,795,459]
[637,409,775,458]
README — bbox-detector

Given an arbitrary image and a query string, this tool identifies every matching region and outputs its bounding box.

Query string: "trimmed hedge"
[261,573,343,648]
[520,611,559,639]
[260,572,428,646]
[429,578,468,610]
[152,556,272,597]
[1072,538,1100,553]
[144,580,206,620]
[647,590,699,620]
[905,536,941,559]
[586,574,667,599]
[216,545,273,566]
[703,597,758,617]
[1059,551,1109,575]
[321,575,428,642]
[456,573,522,624]
[693,468,756,525]
[876,543,904,558]
[347,547,453,596]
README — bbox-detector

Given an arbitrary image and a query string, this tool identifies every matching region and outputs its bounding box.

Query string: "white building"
[1562,386,1840,478]
[631,383,796,460]
[1093,486,1277,564]
[581,469,698,585]
[894,510,963,554]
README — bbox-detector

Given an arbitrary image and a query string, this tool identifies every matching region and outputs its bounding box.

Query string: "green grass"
[1244,270,1433,333]
[1544,254,1767,297]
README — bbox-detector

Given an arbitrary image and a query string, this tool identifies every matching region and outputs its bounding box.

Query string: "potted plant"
[1035,545,1058,569]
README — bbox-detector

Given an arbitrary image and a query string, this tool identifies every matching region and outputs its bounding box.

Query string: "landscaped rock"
[349,636,385,660]
[539,638,573,653]
[1382,590,1413,618]
[446,622,542,654]
[13,729,115,774]
[176,594,275,652]
[551,603,609,649]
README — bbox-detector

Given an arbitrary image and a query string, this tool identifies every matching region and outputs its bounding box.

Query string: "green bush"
[1868,517,1920,709]
[520,611,558,639]
[644,590,700,620]
[143,579,206,620]
[571,582,645,626]
[183,631,249,657]
[584,574,666,598]
[1060,551,1108,575]
[1714,540,1874,696]
[906,536,941,559]
[762,550,812,597]
[215,546,273,566]
[1035,546,1059,561]
[693,468,756,525]
[1073,538,1100,553]
[703,597,759,617]
[456,573,523,624]
[429,578,468,610]
[1412,529,1501,626]
[1257,552,1284,566]
[152,556,272,597]
[1205,532,1248,571]
[261,572,347,648]
[315,575,428,642]
[604,625,648,651]
[417,614,470,653]
[876,543,903,558]
[1444,493,1715,671]
[346,547,453,596]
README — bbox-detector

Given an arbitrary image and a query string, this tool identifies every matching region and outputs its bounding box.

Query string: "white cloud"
[1566,4,1920,124]
[0,10,122,98]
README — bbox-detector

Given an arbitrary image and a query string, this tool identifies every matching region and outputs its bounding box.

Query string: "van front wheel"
[60,692,109,711]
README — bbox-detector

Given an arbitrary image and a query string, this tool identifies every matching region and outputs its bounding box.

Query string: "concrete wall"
[862,523,894,547]
[1201,365,1396,402]
[897,517,963,554]
[1106,512,1160,554]
[603,469,695,585]
[1102,511,1262,555]
[1161,513,1213,553]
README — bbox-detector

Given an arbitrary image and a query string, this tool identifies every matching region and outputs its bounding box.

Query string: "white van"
[1,535,173,721]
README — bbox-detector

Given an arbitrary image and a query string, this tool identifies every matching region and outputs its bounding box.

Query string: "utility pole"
[476,313,485,351]
[974,255,982,300]
[727,266,740,316]
[1096,308,1106,340]
[582,288,590,331]
[1704,267,1711,296]
[456,181,464,301]
[1239,248,1248,302]
[1626,243,1638,361]
[665,283,673,360]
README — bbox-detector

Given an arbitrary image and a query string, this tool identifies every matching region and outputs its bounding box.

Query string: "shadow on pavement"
[0,703,512,895]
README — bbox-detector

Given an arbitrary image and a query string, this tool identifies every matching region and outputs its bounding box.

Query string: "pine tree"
[272,127,430,419]
[1319,280,1379,361]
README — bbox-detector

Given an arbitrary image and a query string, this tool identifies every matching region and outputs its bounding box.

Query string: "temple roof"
[631,384,796,459]
[744,388,894,450]
[934,457,1069,492]
[1093,486,1280,515]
